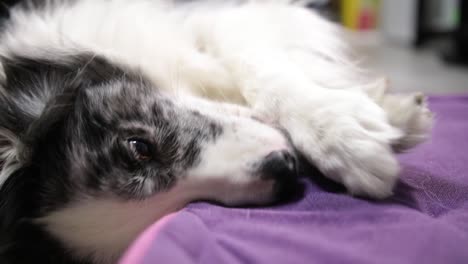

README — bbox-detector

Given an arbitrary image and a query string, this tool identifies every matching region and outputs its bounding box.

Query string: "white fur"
[38,183,195,264]
[0,0,432,262]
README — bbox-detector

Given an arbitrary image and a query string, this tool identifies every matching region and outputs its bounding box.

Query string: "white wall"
[380,0,418,44]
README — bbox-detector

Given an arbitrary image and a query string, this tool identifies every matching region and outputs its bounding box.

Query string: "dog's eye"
[128,138,152,161]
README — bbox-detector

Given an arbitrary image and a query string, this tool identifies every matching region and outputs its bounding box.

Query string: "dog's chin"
[194,177,304,208]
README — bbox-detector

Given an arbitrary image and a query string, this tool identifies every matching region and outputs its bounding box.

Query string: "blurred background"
[0,0,467,95]
[311,0,468,94]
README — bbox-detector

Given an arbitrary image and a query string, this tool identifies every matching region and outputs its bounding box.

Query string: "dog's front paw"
[280,90,402,198]
[331,137,400,199]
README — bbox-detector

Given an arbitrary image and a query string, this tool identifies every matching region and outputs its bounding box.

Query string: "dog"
[0,0,433,263]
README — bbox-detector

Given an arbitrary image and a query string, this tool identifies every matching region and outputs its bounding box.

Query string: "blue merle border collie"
[0,0,433,263]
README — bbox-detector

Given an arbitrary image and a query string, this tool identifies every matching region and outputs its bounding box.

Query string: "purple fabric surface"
[120,95,468,264]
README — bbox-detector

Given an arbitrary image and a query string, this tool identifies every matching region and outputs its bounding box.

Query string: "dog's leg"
[177,95,254,118]
[199,5,431,198]
[213,48,402,198]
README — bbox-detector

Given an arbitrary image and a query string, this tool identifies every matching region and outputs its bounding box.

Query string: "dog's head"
[0,52,297,262]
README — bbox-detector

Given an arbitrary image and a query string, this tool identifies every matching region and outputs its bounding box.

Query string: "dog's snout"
[261,150,297,180]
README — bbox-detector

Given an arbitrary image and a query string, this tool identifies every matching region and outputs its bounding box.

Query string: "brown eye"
[128,138,152,161]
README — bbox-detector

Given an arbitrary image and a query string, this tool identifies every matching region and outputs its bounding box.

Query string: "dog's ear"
[0,53,129,187]
[0,53,127,129]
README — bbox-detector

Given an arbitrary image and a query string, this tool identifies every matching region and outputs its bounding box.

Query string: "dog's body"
[0,1,432,263]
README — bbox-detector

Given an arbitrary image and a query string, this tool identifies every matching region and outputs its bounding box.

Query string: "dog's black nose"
[261,150,297,179]
[260,150,299,201]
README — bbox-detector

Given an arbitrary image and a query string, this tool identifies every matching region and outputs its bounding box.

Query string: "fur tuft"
[0,129,22,186]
